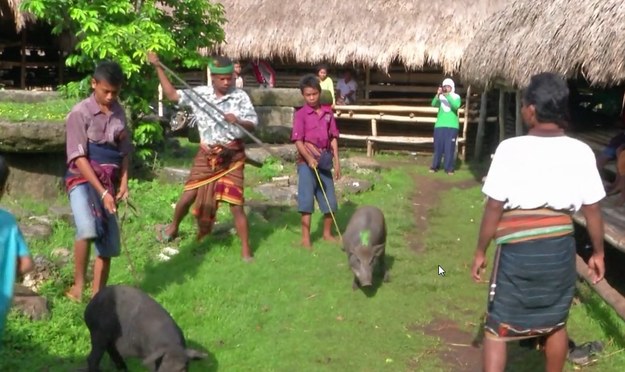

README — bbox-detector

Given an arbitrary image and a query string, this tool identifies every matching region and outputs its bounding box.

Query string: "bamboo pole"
[498,90,505,143]
[334,104,472,115]
[366,118,378,157]
[333,112,497,124]
[576,255,625,321]
[158,83,164,117]
[474,91,488,162]
[515,90,523,136]
[461,85,472,161]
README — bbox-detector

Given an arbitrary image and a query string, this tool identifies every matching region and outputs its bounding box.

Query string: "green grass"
[0,98,77,122]
[1,157,625,371]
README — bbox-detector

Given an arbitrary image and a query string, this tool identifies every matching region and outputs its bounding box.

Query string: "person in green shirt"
[430,78,462,175]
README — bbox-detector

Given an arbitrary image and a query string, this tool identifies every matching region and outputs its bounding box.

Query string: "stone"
[253,184,298,205]
[12,284,50,320]
[48,204,74,224]
[3,152,66,200]
[0,121,66,152]
[0,203,32,221]
[335,177,374,196]
[340,156,382,173]
[245,144,298,164]
[254,106,295,143]
[158,167,190,184]
[51,248,72,266]
[19,220,53,241]
[243,88,304,107]
[0,90,60,103]
[21,255,57,292]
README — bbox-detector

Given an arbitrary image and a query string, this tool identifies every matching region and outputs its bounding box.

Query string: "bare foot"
[323,235,339,243]
[300,239,313,250]
[65,285,82,303]
[242,256,255,263]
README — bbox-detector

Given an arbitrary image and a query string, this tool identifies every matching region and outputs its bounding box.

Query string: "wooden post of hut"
[474,90,488,162]
[20,31,27,89]
[460,85,472,161]
[158,84,164,117]
[498,89,505,143]
[515,90,523,136]
[365,67,371,100]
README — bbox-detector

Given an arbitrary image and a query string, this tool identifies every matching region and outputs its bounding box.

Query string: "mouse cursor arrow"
[438,265,446,277]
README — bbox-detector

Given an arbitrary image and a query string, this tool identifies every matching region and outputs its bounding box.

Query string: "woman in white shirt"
[472,72,606,372]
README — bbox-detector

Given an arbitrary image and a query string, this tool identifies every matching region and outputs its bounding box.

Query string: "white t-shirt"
[482,135,606,212]
[337,79,358,103]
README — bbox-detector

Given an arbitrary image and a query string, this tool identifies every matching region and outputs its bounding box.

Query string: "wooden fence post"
[367,118,377,157]
[515,90,523,136]
[474,91,488,161]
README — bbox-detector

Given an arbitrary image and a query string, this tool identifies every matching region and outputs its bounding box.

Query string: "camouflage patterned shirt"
[177,85,258,146]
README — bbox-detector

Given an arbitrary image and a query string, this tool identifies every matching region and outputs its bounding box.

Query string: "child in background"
[0,155,33,343]
[291,74,341,248]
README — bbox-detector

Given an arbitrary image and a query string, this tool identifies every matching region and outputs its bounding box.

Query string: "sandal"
[155,224,177,243]
[568,340,604,365]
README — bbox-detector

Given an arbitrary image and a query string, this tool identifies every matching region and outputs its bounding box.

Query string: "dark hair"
[315,64,328,74]
[0,155,9,192]
[522,72,570,129]
[299,74,321,93]
[93,61,124,86]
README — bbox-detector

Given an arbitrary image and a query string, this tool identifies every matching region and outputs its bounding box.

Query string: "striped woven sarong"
[494,208,574,245]
[184,140,246,241]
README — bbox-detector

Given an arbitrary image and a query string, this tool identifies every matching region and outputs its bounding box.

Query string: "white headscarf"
[439,78,460,113]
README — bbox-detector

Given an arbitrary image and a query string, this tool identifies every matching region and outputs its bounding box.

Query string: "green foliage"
[21,0,226,160]
[0,99,76,122]
[133,120,164,161]
[258,156,285,181]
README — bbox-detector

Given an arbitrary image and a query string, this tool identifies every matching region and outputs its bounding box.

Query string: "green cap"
[208,57,234,75]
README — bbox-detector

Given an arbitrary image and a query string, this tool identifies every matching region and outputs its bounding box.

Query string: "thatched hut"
[213,0,505,74]
[0,0,33,32]
[461,0,625,89]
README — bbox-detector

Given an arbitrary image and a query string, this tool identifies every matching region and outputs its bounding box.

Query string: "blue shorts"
[69,184,121,258]
[297,164,338,214]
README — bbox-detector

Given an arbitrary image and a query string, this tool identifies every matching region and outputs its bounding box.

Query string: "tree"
[21,0,226,160]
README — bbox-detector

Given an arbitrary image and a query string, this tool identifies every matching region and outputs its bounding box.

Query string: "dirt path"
[409,171,484,371]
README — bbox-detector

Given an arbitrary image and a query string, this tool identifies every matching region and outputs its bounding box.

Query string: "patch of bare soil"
[412,317,484,371]
[410,174,478,252]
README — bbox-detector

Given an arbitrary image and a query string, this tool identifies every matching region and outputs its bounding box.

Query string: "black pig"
[84,285,207,371]
[342,205,389,290]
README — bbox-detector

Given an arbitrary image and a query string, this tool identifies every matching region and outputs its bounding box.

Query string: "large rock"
[255,106,294,143]
[2,152,66,200]
[245,144,298,164]
[12,284,50,320]
[253,184,298,205]
[0,121,66,152]
[244,88,304,107]
[21,255,57,292]
[0,90,60,103]
[19,220,53,241]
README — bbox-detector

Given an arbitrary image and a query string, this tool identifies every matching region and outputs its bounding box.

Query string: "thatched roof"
[211,0,506,72]
[0,0,34,32]
[461,0,625,88]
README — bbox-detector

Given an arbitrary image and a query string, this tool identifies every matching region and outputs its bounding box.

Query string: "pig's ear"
[142,349,165,366]
[186,348,208,360]
[373,243,385,253]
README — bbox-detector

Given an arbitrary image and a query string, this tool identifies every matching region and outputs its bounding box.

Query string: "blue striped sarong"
[485,235,577,340]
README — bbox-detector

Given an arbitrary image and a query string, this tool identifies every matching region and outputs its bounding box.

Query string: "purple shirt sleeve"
[291,109,305,142]
[65,109,89,163]
[116,111,134,156]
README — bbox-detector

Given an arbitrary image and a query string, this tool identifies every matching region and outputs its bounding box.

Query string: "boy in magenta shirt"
[291,74,341,248]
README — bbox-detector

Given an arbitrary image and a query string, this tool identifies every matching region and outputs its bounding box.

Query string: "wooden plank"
[368,84,467,94]
[461,85,472,161]
[573,194,625,254]
[334,112,496,124]
[576,254,625,321]
[515,90,523,136]
[340,134,466,145]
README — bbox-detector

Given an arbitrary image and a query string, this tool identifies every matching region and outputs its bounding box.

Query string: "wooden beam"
[365,67,370,100]
[474,91,488,161]
[461,85,472,161]
[334,112,496,124]
[334,104,473,115]
[515,90,523,137]
[340,134,466,145]
[498,90,505,143]
[367,118,378,157]
[576,255,625,321]
[20,31,26,89]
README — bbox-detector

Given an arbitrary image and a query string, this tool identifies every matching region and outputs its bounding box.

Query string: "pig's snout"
[355,264,373,287]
